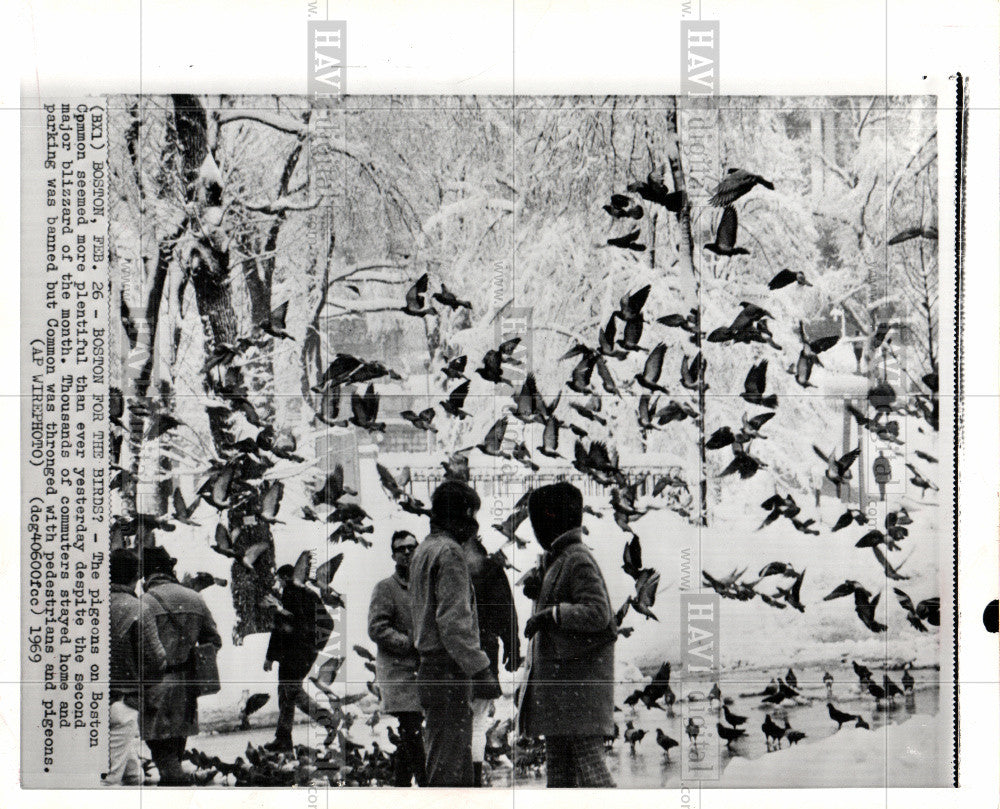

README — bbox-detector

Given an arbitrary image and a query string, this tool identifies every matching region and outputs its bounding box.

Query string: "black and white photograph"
[87,91,952,788]
[12,0,999,803]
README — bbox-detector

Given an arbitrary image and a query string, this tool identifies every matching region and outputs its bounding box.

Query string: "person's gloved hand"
[524,607,557,639]
[521,567,543,600]
[502,643,523,672]
[471,666,502,700]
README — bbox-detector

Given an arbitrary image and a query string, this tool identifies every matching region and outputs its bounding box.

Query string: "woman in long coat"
[140,546,222,786]
[517,483,617,787]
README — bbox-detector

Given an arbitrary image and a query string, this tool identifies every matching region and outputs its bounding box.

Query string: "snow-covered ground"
[719,711,947,788]
[188,674,945,788]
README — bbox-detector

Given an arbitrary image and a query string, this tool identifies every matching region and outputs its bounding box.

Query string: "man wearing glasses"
[368,530,426,786]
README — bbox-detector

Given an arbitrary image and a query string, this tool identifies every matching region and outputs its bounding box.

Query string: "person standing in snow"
[139,545,222,786]
[368,530,426,786]
[409,481,496,786]
[517,482,617,787]
[105,548,166,786]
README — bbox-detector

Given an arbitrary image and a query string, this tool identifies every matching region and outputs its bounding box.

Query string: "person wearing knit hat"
[104,549,166,785]
[140,544,177,578]
[517,482,618,787]
[139,546,222,785]
[409,480,494,786]
[429,479,482,538]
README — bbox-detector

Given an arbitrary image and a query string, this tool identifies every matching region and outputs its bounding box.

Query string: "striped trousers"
[544,735,615,787]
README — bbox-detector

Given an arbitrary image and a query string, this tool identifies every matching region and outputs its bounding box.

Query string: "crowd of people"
[105,480,620,788]
[366,479,619,787]
[106,544,222,785]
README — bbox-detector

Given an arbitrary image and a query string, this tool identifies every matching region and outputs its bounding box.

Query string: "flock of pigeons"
[608,657,922,764]
[152,652,922,785]
[112,152,942,784]
[699,496,941,633]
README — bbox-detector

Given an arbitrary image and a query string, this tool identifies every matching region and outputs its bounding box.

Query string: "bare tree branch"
[243,197,322,214]
[326,297,401,312]
[324,305,403,318]
[856,97,878,138]
[217,110,308,135]
[421,194,515,235]
[327,262,408,286]
[810,148,856,187]
[887,132,937,207]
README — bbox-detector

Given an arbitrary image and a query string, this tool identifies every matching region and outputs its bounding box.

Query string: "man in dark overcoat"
[264,563,337,751]
[463,532,519,785]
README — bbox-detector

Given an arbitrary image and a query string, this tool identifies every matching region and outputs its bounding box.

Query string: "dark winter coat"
[140,574,222,741]
[265,582,335,679]
[109,583,166,709]
[464,537,519,684]
[367,572,421,713]
[518,527,617,738]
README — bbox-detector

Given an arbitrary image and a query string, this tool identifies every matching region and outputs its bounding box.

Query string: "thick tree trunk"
[173,94,276,638]
[119,104,182,525]
[190,254,276,639]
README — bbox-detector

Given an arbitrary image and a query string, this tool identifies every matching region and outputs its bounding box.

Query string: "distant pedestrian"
[464,532,519,785]
[823,670,834,700]
[104,548,166,786]
[873,451,890,502]
[409,480,495,786]
[140,546,222,786]
[264,563,338,751]
[853,329,864,374]
[368,530,426,786]
[517,482,617,787]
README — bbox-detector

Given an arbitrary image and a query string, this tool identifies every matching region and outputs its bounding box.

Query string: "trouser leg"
[275,680,297,745]
[418,657,474,787]
[424,703,473,786]
[277,661,331,745]
[105,700,141,785]
[544,736,575,787]
[293,683,335,729]
[392,714,414,787]
[392,737,412,787]
[145,738,166,779]
[147,738,188,785]
[392,712,426,787]
[407,717,428,786]
[568,735,614,787]
[404,713,428,786]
